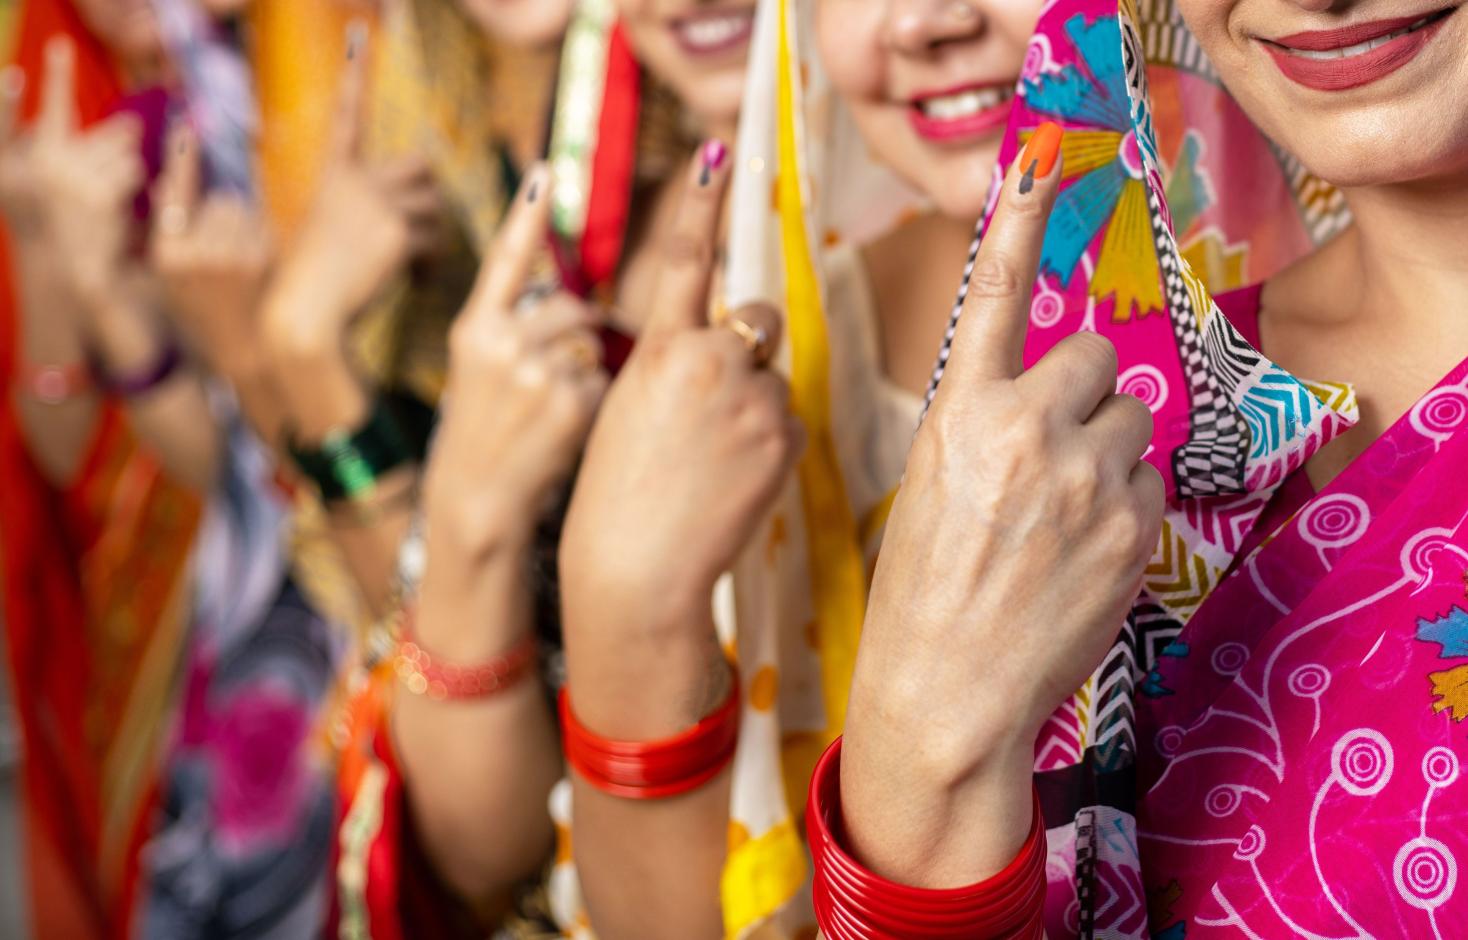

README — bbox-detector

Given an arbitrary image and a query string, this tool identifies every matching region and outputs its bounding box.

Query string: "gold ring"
[721,316,770,362]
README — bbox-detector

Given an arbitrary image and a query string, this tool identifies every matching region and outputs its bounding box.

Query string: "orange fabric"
[0,2,200,937]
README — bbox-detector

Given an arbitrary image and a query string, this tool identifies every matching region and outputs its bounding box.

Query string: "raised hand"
[841,125,1165,887]
[559,142,803,737]
[27,37,146,307]
[151,124,274,378]
[263,22,443,353]
[423,163,609,560]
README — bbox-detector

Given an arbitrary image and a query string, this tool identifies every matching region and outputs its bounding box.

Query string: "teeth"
[676,12,752,50]
[918,86,1012,120]
[1287,14,1434,59]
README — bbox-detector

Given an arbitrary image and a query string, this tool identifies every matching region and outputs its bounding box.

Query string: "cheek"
[814,2,884,104]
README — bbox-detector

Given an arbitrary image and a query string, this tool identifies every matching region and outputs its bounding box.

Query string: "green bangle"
[287,398,413,504]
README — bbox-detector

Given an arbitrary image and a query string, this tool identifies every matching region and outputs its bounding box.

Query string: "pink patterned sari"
[925,0,1468,935]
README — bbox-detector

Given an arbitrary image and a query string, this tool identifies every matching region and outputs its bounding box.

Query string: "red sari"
[0,2,200,936]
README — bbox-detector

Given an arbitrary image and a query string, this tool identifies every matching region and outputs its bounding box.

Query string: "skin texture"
[839,0,1468,901]
[458,0,576,49]
[2,38,217,491]
[70,0,165,79]
[560,147,801,940]
[616,0,754,138]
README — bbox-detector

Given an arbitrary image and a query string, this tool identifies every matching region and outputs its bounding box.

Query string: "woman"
[0,0,218,934]
[811,0,1468,936]
[552,0,1048,934]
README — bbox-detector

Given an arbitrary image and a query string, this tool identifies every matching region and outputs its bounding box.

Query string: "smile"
[1262,6,1457,90]
[907,83,1016,143]
[671,8,755,57]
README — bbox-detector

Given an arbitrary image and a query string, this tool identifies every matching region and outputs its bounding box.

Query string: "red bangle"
[807,736,1047,939]
[394,610,539,701]
[559,671,740,800]
[14,360,93,404]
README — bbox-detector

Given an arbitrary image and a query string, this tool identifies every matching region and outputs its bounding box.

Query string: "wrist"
[261,279,351,364]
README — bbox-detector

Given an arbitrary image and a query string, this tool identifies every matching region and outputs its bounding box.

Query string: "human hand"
[264,23,443,353]
[151,124,274,378]
[423,164,609,559]
[841,125,1165,886]
[558,143,803,732]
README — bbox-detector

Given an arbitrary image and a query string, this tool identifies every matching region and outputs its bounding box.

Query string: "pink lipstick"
[907,82,1015,143]
[1262,7,1456,91]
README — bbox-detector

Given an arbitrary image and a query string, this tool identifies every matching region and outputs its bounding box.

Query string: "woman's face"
[458,0,576,48]
[817,0,1045,221]
[1179,0,1468,186]
[72,0,164,66]
[614,0,757,130]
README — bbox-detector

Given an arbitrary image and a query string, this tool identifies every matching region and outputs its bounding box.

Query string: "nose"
[885,0,988,55]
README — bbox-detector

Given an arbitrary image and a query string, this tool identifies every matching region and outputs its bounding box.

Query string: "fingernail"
[346,21,367,59]
[1018,121,1063,195]
[698,139,727,186]
[526,179,539,202]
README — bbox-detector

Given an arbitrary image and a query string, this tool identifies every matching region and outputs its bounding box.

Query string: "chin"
[674,74,746,134]
[1251,100,1468,191]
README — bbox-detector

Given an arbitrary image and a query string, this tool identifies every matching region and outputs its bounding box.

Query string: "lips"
[1262,6,1457,91]
[907,83,1016,143]
[670,7,755,58]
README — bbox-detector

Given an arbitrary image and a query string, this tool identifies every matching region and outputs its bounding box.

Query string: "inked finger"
[943,121,1063,386]
[0,68,25,145]
[37,36,77,138]
[154,124,202,237]
[471,161,552,314]
[643,139,730,338]
[328,21,370,163]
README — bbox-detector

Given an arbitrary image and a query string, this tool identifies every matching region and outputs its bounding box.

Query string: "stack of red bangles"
[807,737,1047,939]
[560,673,740,800]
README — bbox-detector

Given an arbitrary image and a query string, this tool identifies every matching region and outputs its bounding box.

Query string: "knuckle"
[661,232,715,270]
[965,254,1024,301]
[1067,331,1119,375]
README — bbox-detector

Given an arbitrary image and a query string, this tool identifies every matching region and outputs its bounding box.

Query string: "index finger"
[643,139,730,338]
[469,162,553,314]
[154,123,202,232]
[37,36,76,138]
[943,122,1064,384]
[0,68,24,145]
[328,21,370,163]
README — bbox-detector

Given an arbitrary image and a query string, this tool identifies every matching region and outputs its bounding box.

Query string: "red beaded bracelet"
[559,672,740,800]
[807,736,1047,939]
[394,611,539,701]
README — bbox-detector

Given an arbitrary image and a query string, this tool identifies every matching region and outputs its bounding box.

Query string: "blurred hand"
[265,23,444,352]
[840,131,1166,886]
[559,145,802,700]
[24,37,145,307]
[151,124,274,376]
[424,163,609,557]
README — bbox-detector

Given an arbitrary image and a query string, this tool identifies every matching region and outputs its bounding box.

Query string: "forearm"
[10,242,99,483]
[84,290,220,492]
[265,288,408,616]
[838,625,1037,889]
[390,525,559,907]
[561,591,731,939]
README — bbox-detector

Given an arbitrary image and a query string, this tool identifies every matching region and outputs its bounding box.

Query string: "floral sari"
[920,0,1468,934]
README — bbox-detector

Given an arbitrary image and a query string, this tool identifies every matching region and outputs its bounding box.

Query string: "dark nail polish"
[1018,160,1038,195]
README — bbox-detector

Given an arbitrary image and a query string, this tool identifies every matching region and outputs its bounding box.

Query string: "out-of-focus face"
[614,0,757,130]
[458,0,576,48]
[1178,0,1468,186]
[817,0,1044,221]
[72,0,164,67]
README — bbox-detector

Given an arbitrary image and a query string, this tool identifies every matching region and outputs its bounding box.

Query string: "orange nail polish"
[1018,121,1063,194]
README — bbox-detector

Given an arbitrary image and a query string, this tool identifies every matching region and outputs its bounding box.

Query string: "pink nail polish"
[699,139,727,185]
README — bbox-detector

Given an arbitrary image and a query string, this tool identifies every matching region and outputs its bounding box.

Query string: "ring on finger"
[719,316,771,364]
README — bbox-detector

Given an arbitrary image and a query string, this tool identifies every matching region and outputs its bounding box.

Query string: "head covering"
[913,0,1468,936]
[0,2,201,936]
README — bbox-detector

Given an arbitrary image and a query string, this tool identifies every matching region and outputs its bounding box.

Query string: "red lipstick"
[1262,8,1456,91]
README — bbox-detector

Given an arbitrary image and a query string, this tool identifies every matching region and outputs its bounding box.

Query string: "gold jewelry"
[720,316,771,363]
